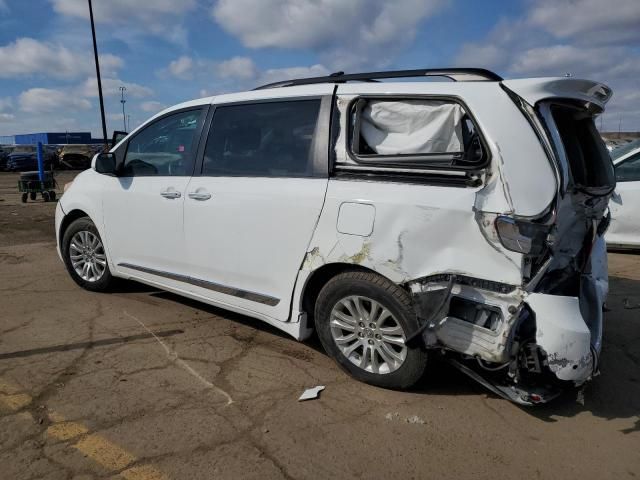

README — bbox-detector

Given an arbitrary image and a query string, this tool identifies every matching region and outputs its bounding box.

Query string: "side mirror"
[94,152,117,175]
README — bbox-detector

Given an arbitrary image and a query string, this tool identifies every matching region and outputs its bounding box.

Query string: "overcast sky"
[0,0,638,137]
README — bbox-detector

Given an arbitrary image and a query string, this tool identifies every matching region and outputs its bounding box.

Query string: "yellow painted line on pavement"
[0,376,168,480]
[121,465,169,480]
[75,434,138,471]
[46,421,89,441]
[0,392,32,410]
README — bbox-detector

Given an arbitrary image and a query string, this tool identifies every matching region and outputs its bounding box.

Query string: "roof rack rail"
[254,68,503,90]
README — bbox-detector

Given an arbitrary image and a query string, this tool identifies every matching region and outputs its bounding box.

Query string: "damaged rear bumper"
[408,239,606,405]
[526,293,596,384]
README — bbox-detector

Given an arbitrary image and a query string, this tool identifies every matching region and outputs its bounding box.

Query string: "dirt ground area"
[0,171,639,479]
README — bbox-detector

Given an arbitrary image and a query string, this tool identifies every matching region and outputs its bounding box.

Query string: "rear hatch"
[503,78,615,351]
[501,78,615,266]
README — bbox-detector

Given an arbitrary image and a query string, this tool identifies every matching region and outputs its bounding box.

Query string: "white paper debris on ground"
[405,415,426,425]
[298,385,325,401]
[385,412,426,425]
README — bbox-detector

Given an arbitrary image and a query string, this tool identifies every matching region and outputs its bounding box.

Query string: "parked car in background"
[57,68,614,405]
[0,145,16,170]
[57,144,95,170]
[607,139,640,249]
[5,145,56,171]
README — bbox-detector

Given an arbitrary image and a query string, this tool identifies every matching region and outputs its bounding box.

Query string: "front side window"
[349,98,485,168]
[122,109,202,176]
[202,100,321,177]
[616,152,640,182]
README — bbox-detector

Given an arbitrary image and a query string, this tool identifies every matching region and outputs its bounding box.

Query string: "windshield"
[611,139,640,160]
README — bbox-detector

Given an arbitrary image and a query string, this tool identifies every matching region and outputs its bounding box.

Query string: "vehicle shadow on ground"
[525,275,640,431]
[414,275,640,431]
[119,275,640,432]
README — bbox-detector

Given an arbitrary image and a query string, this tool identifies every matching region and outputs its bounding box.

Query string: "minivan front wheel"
[62,217,114,292]
[315,271,428,389]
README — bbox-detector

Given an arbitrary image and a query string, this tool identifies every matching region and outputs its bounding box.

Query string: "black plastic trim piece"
[332,170,479,188]
[413,273,517,294]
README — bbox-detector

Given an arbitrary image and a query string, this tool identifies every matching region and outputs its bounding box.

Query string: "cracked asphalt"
[1,171,639,480]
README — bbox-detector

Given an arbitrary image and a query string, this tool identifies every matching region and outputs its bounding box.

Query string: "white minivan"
[56,68,615,405]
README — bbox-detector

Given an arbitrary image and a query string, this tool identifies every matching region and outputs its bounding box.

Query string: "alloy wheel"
[69,231,107,282]
[329,295,408,374]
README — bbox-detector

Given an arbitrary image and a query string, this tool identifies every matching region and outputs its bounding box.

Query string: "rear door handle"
[160,189,181,199]
[188,191,211,201]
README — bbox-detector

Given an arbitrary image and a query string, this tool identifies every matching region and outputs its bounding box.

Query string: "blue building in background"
[0,132,96,144]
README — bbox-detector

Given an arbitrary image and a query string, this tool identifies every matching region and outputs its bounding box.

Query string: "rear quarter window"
[348,98,486,169]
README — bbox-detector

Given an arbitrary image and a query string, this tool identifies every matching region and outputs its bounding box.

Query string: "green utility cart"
[18,171,58,203]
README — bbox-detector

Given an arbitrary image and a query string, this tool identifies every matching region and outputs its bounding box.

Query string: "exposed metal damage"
[296,79,615,405]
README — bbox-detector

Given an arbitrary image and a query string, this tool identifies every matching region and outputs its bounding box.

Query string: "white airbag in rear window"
[360,100,464,155]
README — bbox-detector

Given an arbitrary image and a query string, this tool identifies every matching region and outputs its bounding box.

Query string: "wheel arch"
[300,262,403,326]
[58,209,91,249]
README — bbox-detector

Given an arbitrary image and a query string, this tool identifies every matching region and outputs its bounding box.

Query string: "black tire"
[42,191,50,202]
[21,192,28,203]
[29,191,36,200]
[62,217,114,292]
[314,270,428,389]
[49,191,57,201]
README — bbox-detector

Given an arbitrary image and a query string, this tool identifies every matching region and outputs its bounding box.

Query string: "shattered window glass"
[350,98,485,167]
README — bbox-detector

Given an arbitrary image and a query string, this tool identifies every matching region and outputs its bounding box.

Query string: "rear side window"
[615,152,640,182]
[550,105,615,192]
[122,109,202,177]
[349,98,485,168]
[202,100,321,177]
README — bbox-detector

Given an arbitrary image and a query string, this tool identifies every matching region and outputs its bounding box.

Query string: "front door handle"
[188,191,211,201]
[160,189,181,199]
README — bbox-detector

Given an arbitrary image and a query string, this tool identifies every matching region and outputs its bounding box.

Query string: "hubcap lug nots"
[358,332,364,338]
[358,322,365,328]
[368,339,374,345]
[369,323,376,329]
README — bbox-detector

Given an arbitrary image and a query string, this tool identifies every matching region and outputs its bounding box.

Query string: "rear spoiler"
[501,77,612,111]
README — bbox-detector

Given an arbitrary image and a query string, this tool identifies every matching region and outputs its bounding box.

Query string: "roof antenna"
[329,71,345,77]
[564,72,572,77]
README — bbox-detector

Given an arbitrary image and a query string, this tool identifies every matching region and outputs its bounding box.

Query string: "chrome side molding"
[118,262,280,306]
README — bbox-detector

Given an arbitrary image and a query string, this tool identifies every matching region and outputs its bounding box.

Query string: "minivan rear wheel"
[315,271,427,389]
[62,217,114,292]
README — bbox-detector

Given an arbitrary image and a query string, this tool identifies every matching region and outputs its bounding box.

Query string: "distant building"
[0,132,99,145]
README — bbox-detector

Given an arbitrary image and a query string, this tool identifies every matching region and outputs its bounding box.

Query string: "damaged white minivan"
[55,68,615,405]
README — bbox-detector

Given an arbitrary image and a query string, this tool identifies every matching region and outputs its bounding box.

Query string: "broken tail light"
[495,216,550,255]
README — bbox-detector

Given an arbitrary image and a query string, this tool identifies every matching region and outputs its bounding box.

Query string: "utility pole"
[127,114,131,132]
[88,0,108,146]
[618,115,622,138]
[119,86,127,132]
